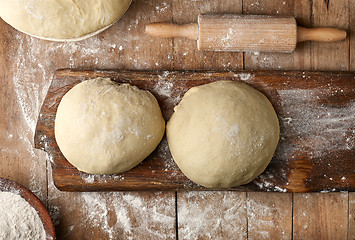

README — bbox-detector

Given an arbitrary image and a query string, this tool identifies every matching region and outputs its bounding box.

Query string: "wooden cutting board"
[34,69,355,192]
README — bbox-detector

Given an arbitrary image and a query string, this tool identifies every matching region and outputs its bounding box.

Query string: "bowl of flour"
[0,178,55,240]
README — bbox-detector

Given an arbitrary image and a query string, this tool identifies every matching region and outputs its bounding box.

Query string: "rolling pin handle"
[145,23,199,40]
[297,26,347,43]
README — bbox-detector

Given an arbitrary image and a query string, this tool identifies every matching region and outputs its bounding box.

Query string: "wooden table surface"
[0,0,354,239]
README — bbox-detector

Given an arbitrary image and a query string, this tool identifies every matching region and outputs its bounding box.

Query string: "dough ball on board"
[0,0,131,41]
[166,81,279,188]
[55,78,165,175]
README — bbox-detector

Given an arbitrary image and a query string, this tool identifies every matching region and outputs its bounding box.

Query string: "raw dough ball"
[0,0,131,40]
[166,81,279,188]
[55,78,165,175]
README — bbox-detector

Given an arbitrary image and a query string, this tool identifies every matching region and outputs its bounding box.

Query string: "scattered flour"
[79,192,175,239]
[6,23,177,238]
[178,192,247,240]
[155,2,170,13]
[233,72,253,81]
[5,2,353,238]
[152,73,184,106]
[277,88,355,159]
[247,197,290,239]
[0,192,46,240]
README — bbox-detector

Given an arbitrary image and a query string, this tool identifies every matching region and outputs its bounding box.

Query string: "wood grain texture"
[48,183,176,239]
[243,2,352,240]
[172,3,247,240]
[197,15,297,52]
[242,2,302,239]
[247,192,292,240]
[351,0,355,71]
[0,0,353,239]
[177,192,247,240]
[350,2,355,237]
[172,0,243,70]
[0,18,48,203]
[44,1,178,238]
[349,193,355,240]
[35,69,355,192]
[310,0,349,71]
[243,0,307,70]
[292,2,351,240]
[293,193,349,240]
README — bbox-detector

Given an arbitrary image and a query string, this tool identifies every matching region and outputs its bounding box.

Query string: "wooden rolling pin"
[145,15,347,53]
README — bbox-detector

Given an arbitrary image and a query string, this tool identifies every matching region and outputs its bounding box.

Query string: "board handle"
[297,26,346,42]
[145,23,198,40]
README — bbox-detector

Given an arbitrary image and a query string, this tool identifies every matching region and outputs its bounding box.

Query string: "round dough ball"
[0,0,131,41]
[55,78,165,175]
[166,81,279,188]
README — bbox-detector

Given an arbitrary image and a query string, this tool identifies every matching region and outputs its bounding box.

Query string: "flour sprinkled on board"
[277,88,355,159]
[154,80,174,98]
[155,2,170,13]
[233,72,253,81]
[5,33,53,202]
[178,192,247,240]
[254,172,287,192]
[247,197,291,239]
[156,139,181,177]
[47,168,175,239]
[79,172,125,184]
[81,192,176,239]
[152,72,184,106]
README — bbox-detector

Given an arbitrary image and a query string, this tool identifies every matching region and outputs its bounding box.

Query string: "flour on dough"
[166,80,279,188]
[55,78,165,175]
[0,0,131,40]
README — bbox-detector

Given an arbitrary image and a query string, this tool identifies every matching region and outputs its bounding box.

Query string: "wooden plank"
[350,3,355,237]
[48,181,176,239]
[177,192,247,240]
[172,0,243,70]
[34,69,355,192]
[243,1,308,239]
[310,0,349,70]
[0,18,48,203]
[99,0,174,70]
[172,2,246,240]
[350,2,355,237]
[351,0,355,71]
[293,193,349,239]
[349,193,355,240]
[24,0,177,239]
[247,192,292,240]
[1,1,353,240]
[293,2,351,240]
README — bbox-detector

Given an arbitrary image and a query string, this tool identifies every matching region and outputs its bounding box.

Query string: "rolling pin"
[145,15,347,53]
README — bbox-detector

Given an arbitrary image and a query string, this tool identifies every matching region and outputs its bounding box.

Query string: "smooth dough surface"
[0,0,131,40]
[166,81,279,188]
[55,78,165,174]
